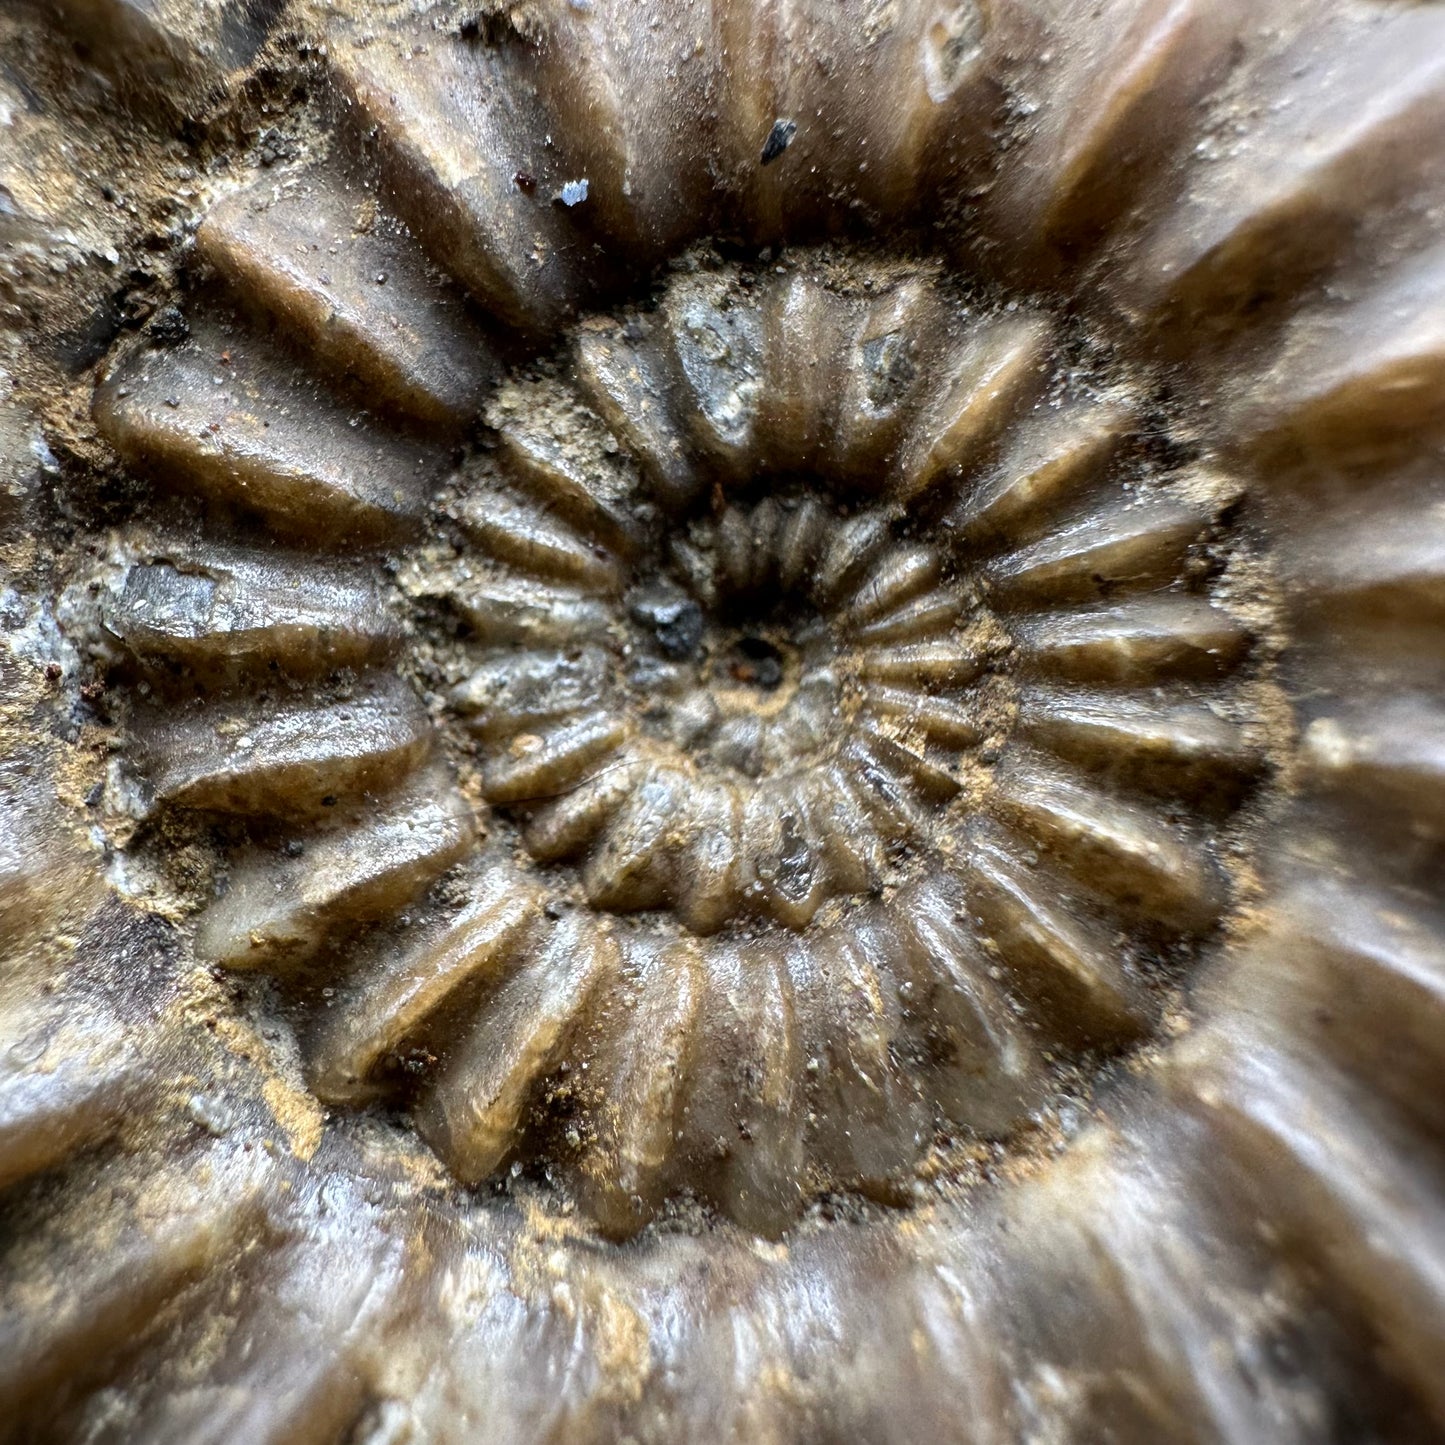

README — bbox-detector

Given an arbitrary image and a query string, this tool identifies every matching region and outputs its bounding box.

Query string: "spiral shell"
[1,0,1443,1437]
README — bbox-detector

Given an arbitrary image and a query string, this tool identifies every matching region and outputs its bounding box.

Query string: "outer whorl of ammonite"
[4,0,1445,1438]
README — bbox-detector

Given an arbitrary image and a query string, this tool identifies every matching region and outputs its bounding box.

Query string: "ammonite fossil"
[1,0,1442,1438]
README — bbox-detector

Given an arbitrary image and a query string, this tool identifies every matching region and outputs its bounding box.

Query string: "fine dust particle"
[262,1075,324,1162]
[545,1270,652,1406]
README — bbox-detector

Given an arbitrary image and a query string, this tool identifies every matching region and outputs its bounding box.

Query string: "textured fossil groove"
[0,0,1443,1438]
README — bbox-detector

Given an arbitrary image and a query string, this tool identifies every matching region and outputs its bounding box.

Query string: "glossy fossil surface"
[1,0,1443,1440]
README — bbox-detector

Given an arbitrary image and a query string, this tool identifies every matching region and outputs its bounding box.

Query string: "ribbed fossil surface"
[1,0,1442,1439]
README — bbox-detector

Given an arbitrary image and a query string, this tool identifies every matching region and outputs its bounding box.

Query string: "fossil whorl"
[86,214,1274,1233]
[1,0,1443,1439]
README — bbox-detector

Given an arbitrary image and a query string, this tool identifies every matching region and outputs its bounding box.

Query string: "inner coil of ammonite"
[76,223,1275,1236]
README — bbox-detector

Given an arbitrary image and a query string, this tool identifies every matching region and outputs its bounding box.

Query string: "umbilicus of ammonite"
[1,0,1443,1439]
